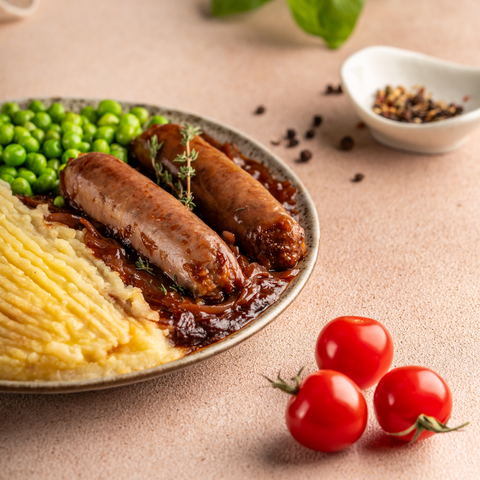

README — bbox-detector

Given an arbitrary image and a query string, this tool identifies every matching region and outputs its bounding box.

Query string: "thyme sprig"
[174,124,202,210]
[135,256,155,276]
[148,125,202,210]
[169,275,187,296]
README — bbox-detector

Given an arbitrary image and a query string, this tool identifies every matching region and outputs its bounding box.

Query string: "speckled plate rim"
[0,97,320,394]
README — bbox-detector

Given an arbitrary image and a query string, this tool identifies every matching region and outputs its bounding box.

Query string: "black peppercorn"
[313,115,323,127]
[296,150,312,163]
[340,136,354,151]
[305,129,315,139]
[254,106,265,115]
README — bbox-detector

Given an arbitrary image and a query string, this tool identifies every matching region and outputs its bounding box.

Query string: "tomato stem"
[264,367,305,395]
[386,414,469,444]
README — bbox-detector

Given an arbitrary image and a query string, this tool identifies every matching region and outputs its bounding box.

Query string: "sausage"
[60,153,244,299]
[131,124,307,270]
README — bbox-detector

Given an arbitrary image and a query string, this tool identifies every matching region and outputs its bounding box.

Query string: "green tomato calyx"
[386,414,469,444]
[264,367,304,396]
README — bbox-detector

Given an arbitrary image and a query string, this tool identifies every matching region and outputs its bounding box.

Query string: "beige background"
[1,0,479,478]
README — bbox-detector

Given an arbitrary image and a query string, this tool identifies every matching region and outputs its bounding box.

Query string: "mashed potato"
[0,181,183,381]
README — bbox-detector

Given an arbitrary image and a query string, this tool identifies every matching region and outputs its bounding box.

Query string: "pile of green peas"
[0,99,169,204]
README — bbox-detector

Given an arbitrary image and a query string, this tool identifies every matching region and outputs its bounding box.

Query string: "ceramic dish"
[0,97,320,394]
[341,45,480,154]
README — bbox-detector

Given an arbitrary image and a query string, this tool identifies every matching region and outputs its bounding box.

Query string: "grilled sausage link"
[60,153,244,299]
[131,124,307,270]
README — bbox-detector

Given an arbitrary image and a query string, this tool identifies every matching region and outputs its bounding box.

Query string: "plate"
[0,97,320,394]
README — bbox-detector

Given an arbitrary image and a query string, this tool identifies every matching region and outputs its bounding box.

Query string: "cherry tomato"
[374,366,467,443]
[271,369,368,452]
[315,316,394,389]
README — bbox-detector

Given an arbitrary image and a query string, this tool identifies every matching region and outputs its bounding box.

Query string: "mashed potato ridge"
[0,181,183,381]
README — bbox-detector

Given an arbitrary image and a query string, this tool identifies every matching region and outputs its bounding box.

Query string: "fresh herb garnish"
[158,284,168,295]
[236,207,245,212]
[169,275,188,296]
[150,126,202,211]
[174,124,202,210]
[211,0,365,49]
[135,256,155,275]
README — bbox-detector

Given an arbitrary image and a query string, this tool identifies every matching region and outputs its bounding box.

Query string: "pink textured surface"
[1,0,479,478]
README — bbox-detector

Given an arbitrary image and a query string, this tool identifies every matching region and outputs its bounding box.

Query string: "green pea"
[111,147,128,163]
[81,106,98,124]
[61,122,83,135]
[80,116,92,127]
[135,126,143,136]
[23,121,37,132]
[3,144,27,167]
[62,148,80,164]
[53,195,65,208]
[0,145,3,163]
[94,126,115,144]
[0,124,15,145]
[115,124,137,146]
[97,113,120,127]
[97,99,122,118]
[62,132,82,150]
[48,123,62,134]
[43,139,62,159]
[59,164,67,173]
[47,103,66,124]
[62,112,82,127]
[47,159,60,171]
[78,142,90,153]
[44,130,61,141]
[18,168,37,185]
[29,100,47,113]
[32,112,52,131]
[0,113,11,125]
[25,153,47,176]
[13,126,31,143]
[32,128,45,145]
[147,115,169,127]
[0,165,18,177]
[129,107,149,126]
[119,113,140,129]
[52,178,60,195]
[0,173,15,185]
[33,174,55,194]
[42,167,57,179]
[19,136,40,153]
[11,177,33,196]
[2,102,20,119]
[13,110,35,126]
[92,139,110,154]
[82,123,97,143]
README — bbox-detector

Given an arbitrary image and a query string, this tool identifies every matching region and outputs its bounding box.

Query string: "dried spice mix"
[373,86,463,123]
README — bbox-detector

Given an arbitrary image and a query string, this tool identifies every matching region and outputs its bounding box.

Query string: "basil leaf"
[211,0,273,16]
[287,0,365,49]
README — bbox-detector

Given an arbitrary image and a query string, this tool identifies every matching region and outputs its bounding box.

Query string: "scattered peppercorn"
[340,136,354,151]
[325,85,343,95]
[305,129,315,139]
[313,115,323,127]
[295,150,312,163]
[357,122,366,129]
[286,129,296,139]
[373,86,463,123]
[254,105,266,115]
[350,173,364,183]
[287,138,299,148]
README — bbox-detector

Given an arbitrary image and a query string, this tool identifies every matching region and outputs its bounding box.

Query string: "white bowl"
[340,46,480,154]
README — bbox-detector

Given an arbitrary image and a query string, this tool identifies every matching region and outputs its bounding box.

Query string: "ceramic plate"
[0,97,320,394]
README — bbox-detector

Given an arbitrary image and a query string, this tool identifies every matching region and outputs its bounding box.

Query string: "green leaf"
[287,0,365,49]
[211,0,273,16]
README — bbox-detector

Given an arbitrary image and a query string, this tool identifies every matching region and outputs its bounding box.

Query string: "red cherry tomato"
[283,370,368,452]
[315,316,394,389]
[374,366,465,443]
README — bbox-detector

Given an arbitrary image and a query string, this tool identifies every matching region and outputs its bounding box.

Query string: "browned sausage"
[131,124,307,270]
[60,153,244,299]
